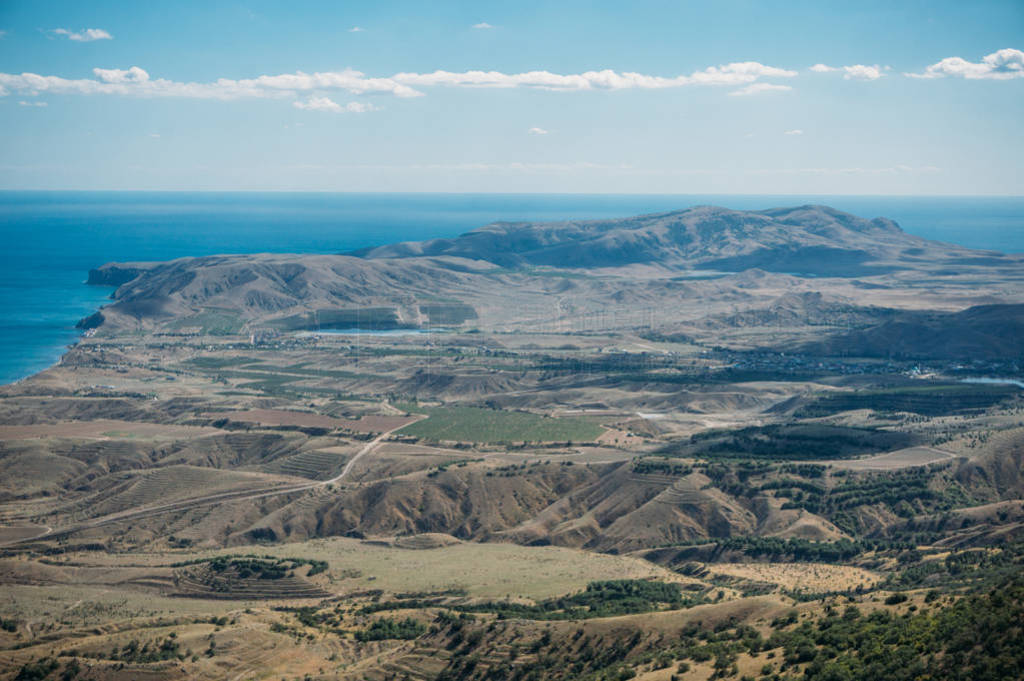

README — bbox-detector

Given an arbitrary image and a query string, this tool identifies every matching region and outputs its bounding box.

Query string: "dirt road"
[0,415,423,546]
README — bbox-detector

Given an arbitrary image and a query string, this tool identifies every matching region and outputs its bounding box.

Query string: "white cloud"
[149,133,160,138]
[729,83,792,96]
[0,66,421,100]
[907,48,1024,80]
[293,96,375,112]
[0,61,798,107]
[54,28,112,42]
[0,30,7,39]
[393,62,796,91]
[810,63,884,80]
[349,26,364,32]
[527,127,548,135]
[94,66,149,84]
[784,129,803,135]
[294,96,341,112]
[473,22,495,29]
[18,100,47,107]
[842,64,884,80]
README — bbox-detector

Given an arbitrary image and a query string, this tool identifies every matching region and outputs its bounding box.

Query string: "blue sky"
[0,0,1021,193]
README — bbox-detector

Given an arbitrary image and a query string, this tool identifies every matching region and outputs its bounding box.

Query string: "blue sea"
[2,192,1023,385]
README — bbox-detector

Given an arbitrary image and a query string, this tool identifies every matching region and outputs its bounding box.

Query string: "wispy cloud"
[392,62,797,90]
[729,83,792,96]
[349,26,365,33]
[749,165,940,176]
[53,28,113,42]
[293,96,375,112]
[472,22,495,29]
[527,127,548,135]
[280,161,637,174]
[809,63,884,80]
[906,48,1024,80]
[784,129,803,135]
[18,100,47,107]
[0,66,422,100]
[0,62,798,105]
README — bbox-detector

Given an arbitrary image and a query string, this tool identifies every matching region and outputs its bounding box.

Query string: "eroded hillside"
[2,205,1023,681]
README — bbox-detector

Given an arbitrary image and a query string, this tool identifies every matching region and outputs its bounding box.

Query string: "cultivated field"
[825,445,959,470]
[221,409,416,433]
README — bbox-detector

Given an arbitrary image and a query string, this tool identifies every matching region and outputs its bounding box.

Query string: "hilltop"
[351,204,999,274]
[80,205,1024,364]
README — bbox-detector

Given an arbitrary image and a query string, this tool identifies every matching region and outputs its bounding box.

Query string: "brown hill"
[80,205,1024,335]
[802,303,1024,359]
[352,204,1000,275]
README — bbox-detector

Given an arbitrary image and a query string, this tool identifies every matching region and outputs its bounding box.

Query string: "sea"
[2,192,1023,385]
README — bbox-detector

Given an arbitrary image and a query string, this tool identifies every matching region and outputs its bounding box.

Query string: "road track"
[0,416,423,547]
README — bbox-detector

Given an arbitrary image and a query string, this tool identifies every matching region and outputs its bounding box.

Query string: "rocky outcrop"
[86,263,155,287]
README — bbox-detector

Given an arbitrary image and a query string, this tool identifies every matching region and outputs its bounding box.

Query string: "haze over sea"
[2,191,1022,385]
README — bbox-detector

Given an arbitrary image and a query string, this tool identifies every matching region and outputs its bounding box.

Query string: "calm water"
[2,192,1023,384]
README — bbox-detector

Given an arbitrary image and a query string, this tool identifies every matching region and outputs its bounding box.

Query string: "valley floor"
[1,322,1022,680]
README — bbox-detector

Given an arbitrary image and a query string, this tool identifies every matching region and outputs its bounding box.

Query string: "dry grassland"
[0,420,223,441]
[49,536,682,601]
[218,409,416,433]
[705,561,882,592]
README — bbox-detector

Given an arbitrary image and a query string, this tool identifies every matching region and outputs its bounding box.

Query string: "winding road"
[0,417,422,547]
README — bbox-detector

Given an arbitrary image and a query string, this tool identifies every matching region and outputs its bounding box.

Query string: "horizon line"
[1,189,1023,199]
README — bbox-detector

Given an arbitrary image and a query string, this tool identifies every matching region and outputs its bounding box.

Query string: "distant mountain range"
[82,205,1024,360]
[352,204,1012,276]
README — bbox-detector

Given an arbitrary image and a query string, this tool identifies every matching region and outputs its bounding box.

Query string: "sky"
[0,0,1022,194]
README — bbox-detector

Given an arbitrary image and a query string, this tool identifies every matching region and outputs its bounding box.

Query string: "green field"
[396,404,605,443]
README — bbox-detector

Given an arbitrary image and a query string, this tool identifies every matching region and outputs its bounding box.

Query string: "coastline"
[3,193,1024,388]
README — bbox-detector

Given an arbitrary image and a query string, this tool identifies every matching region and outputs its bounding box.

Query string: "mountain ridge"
[79,204,1024,358]
[348,204,934,273]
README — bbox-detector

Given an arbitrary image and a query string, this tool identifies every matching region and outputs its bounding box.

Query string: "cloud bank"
[0,62,798,107]
[0,66,421,100]
[4,50,1012,111]
[392,62,797,91]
